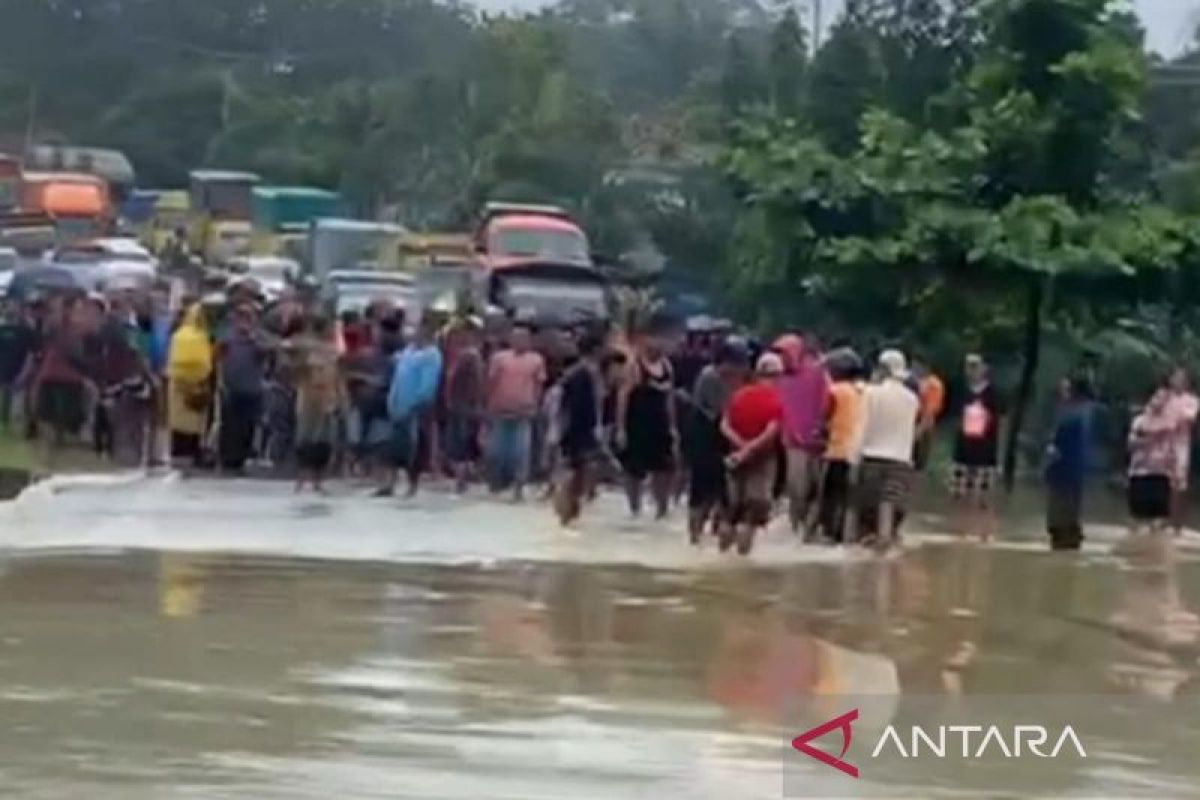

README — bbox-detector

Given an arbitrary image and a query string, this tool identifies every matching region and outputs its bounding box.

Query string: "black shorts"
[860,458,913,508]
[1128,475,1171,520]
[38,380,85,433]
[444,414,480,464]
[688,460,727,511]
[296,441,333,471]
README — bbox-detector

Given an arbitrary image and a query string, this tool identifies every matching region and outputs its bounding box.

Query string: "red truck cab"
[474,203,591,270]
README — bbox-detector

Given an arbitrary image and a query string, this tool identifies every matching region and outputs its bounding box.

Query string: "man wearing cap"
[857,349,920,549]
[721,352,785,556]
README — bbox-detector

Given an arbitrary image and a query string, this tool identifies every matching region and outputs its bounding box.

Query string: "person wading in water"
[616,318,679,519]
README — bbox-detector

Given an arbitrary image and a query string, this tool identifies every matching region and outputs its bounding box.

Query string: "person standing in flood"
[553,330,607,526]
[292,315,346,494]
[616,318,679,518]
[485,323,546,502]
[775,334,830,538]
[216,303,268,474]
[0,299,37,431]
[1128,388,1178,536]
[95,290,154,466]
[1044,376,1093,550]
[381,317,442,498]
[686,340,748,544]
[167,304,213,468]
[444,320,487,493]
[1163,366,1198,533]
[856,350,920,551]
[818,351,865,543]
[34,296,93,460]
[721,352,785,556]
[912,353,945,471]
[950,354,1004,542]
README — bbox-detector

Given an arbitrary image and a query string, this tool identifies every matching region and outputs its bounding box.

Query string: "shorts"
[860,458,913,509]
[560,429,601,471]
[296,441,333,471]
[388,417,427,472]
[1128,474,1171,521]
[487,417,533,487]
[37,380,85,434]
[444,413,481,464]
[727,454,776,527]
[688,460,727,512]
[950,463,997,499]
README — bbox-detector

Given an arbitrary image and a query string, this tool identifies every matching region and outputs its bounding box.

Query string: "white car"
[229,256,298,301]
[324,270,418,320]
[49,238,158,291]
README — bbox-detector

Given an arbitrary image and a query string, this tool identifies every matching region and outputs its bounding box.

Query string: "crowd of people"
[1,281,1198,555]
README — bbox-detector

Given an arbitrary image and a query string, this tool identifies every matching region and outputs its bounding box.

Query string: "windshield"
[499,277,607,320]
[104,246,152,262]
[198,182,253,219]
[336,286,415,315]
[248,260,294,280]
[491,227,589,262]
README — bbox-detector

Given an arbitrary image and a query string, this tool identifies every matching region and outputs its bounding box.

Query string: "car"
[49,238,158,291]
[228,256,298,301]
[323,269,419,320]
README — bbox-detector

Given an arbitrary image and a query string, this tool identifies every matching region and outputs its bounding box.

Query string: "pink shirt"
[488,349,547,417]
[778,358,830,452]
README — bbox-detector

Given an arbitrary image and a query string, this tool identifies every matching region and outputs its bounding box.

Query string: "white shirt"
[859,378,920,464]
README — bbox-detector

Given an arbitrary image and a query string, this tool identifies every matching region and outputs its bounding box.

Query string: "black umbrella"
[5,264,85,300]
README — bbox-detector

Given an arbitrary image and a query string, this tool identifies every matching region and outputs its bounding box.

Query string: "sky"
[474,0,1199,56]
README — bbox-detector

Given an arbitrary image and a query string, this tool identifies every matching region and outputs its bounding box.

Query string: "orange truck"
[0,155,55,254]
[20,171,113,245]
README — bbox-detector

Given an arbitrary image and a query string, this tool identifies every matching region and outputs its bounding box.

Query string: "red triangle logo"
[791,709,860,778]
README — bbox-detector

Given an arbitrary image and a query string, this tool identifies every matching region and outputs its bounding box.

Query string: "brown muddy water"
[1,475,1199,799]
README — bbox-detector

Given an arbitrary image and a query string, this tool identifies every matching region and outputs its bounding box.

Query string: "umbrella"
[5,264,85,300]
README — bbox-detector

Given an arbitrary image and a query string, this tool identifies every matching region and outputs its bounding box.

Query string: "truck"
[251,186,343,258]
[25,145,135,202]
[472,202,609,325]
[20,171,114,245]
[306,218,407,282]
[473,202,592,269]
[0,155,54,255]
[188,169,260,265]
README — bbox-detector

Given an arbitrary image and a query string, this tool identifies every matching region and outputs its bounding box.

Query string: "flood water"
[1,475,1199,799]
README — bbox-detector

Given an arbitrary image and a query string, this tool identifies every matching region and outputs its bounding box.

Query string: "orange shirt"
[825,381,864,462]
[919,374,946,425]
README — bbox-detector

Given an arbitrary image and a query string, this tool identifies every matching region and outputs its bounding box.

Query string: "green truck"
[251,186,343,259]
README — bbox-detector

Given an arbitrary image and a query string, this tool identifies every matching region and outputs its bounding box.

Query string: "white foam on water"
[0,473,903,569]
[4,472,1198,568]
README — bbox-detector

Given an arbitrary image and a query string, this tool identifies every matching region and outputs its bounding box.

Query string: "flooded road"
[2,475,1200,798]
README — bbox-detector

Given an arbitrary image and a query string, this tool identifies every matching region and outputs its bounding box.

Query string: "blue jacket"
[1045,403,1091,490]
[387,344,443,421]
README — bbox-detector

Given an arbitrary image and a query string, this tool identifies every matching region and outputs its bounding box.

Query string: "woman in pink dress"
[1165,367,1199,533]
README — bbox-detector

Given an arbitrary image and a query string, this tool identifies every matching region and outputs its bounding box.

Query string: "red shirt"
[726,382,783,441]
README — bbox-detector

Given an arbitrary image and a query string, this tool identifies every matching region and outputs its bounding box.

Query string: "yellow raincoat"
[167,305,214,437]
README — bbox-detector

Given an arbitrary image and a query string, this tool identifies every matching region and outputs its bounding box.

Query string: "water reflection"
[0,542,1196,798]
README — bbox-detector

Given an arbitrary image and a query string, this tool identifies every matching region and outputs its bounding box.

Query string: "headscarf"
[168,304,213,384]
[773,334,805,372]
